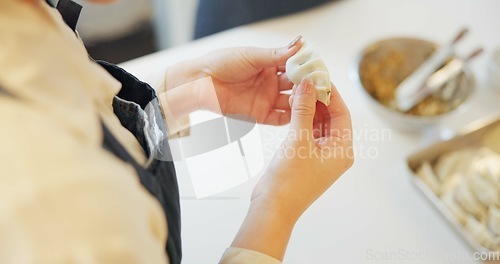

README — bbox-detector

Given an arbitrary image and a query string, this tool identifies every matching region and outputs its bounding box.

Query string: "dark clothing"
[99,61,182,264]
[195,0,333,38]
[48,1,183,263]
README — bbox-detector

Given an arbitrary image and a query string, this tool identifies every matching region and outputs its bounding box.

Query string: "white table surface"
[120,0,500,263]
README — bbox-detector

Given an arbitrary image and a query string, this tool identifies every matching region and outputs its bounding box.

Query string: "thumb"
[289,78,317,140]
[243,36,303,68]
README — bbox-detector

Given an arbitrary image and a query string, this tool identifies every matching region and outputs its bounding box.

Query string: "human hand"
[251,77,354,222]
[230,78,353,260]
[195,36,304,125]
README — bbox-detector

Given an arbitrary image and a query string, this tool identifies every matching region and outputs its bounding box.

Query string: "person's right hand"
[251,77,354,222]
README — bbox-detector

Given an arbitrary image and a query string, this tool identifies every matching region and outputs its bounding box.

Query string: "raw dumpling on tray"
[286,40,332,106]
[416,146,500,251]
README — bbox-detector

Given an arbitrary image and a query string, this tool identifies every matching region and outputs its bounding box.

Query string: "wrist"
[249,195,301,226]
[165,58,208,91]
[231,195,298,261]
[165,58,221,113]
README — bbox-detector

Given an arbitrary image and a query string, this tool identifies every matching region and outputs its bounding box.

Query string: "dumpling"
[454,178,487,221]
[286,41,331,106]
[441,190,468,225]
[482,124,500,154]
[465,216,499,250]
[466,171,499,207]
[417,162,442,195]
[473,148,500,189]
[489,206,500,236]
[434,149,476,182]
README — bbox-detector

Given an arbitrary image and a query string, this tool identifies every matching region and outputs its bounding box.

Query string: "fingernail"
[298,78,312,94]
[287,35,303,49]
[318,137,329,146]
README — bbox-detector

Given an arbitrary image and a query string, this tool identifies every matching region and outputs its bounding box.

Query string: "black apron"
[48,1,182,263]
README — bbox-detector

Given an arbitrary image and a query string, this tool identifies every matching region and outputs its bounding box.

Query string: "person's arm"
[159,36,304,129]
[150,37,352,262]
[229,197,297,261]
[230,78,354,261]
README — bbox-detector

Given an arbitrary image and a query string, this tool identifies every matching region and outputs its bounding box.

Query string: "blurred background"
[75,0,333,63]
[59,1,500,262]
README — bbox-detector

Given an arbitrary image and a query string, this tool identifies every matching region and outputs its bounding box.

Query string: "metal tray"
[407,114,500,254]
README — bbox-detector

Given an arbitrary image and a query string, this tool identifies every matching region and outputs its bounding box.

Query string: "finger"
[313,118,323,138]
[288,84,298,108]
[289,78,317,140]
[313,102,327,138]
[323,82,352,139]
[278,73,294,91]
[274,94,291,110]
[263,110,291,126]
[243,36,303,69]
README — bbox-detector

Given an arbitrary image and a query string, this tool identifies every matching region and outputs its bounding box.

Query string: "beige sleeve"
[0,98,169,264]
[137,67,191,138]
[219,248,282,264]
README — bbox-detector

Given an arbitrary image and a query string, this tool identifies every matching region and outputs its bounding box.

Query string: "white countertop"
[120,0,500,263]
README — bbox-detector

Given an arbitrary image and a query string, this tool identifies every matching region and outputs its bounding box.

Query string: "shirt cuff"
[154,69,191,138]
[219,247,282,264]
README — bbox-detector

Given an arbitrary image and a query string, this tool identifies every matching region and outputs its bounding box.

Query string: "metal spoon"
[395,28,469,111]
[436,48,483,102]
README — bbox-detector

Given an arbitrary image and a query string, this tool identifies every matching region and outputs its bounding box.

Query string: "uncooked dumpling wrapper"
[441,190,467,225]
[466,171,499,207]
[489,206,500,236]
[417,161,442,195]
[286,41,331,106]
[466,216,499,250]
[434,149,477,182]
[454,178,487,221]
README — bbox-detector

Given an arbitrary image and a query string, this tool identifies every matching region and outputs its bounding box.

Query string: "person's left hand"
[197,37,302,125]
[192,37,303,126]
